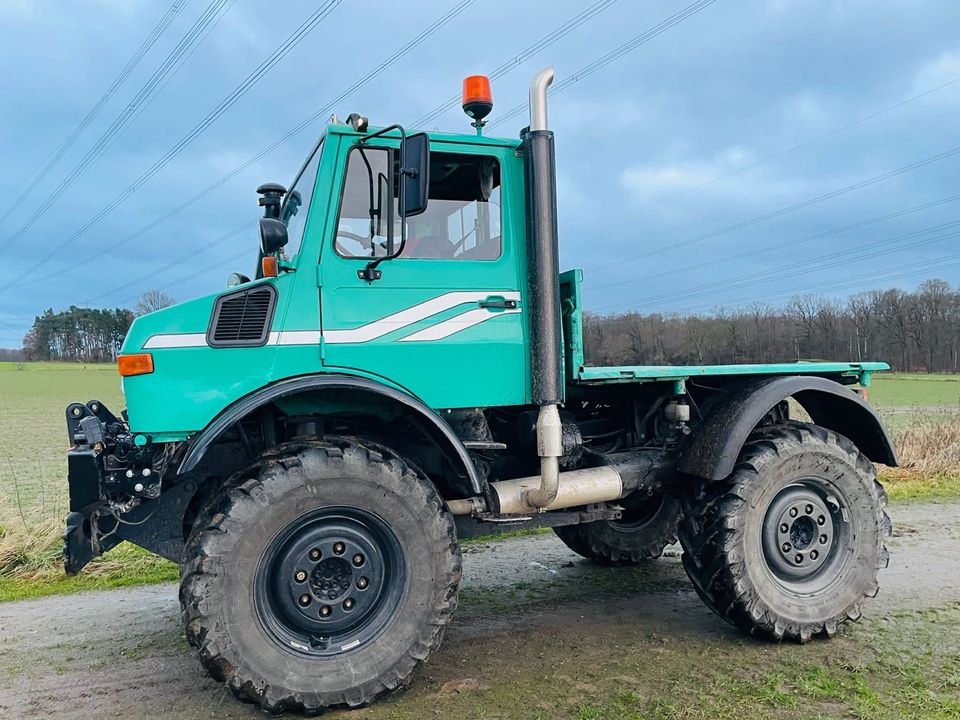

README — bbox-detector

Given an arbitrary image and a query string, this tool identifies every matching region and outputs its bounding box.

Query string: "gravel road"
[1,500,958,719]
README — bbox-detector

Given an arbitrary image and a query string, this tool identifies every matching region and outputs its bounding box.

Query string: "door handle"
[479,298,517,310]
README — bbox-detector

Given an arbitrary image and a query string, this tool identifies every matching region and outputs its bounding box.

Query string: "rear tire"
[179,440,461,713]
[554,491,681,565]
[678,422,891,642]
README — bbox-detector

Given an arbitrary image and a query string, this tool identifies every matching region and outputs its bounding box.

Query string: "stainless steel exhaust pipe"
[445,467,623,516]
[494,465,622,515]
[446,450,660,517]
[529,66,554,132]
[524,66,563,511]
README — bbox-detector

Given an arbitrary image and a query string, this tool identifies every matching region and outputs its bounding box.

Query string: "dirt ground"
[1,501,959,720]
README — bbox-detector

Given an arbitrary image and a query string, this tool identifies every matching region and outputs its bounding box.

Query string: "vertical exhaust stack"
[522,68,564,510]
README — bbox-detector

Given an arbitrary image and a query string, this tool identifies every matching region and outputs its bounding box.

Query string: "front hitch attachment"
[63,400,157,574]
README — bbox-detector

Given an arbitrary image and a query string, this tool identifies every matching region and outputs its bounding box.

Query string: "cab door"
[318,137,529,410]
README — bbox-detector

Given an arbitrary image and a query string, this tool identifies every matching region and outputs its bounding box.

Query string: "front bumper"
[63,400,155,574]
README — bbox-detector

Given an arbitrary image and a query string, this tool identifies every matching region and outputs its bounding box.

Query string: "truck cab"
[64,69,897,713]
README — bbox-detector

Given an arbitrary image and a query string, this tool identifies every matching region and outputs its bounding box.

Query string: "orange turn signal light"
[118,353,154,377]
[462,75,493,122]
[262,255,278,278]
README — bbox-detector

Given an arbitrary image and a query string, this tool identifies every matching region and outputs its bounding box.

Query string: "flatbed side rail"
[575,361,890,385]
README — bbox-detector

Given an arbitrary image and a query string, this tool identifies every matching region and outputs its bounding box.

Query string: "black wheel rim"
[611,491,666,532]
[761,479,854,593]
[254,506,406,658]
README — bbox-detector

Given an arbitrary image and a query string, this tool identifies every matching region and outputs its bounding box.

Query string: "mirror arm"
[358,124,409,280]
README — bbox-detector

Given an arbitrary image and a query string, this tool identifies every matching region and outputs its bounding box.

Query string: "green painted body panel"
[116,123,892,441]
[316,131,530,409]
[559,268,585,381]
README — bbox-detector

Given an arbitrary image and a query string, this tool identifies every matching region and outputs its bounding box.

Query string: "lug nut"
[134,483,144,493]
[810,550,819,560]
[309,548,321,561]
[781,542,791,552]
[343,598,354,610]
[294,570,307,583]
[356,577,369,590]
[333,542,345,555]
[319,605,332,618]
[789,507,798,517]
[125,469,135,479]
[819,534,828,544]
[794,554,803,564]
[298,594,311,607]
[141,467,151,477]
[817,515,826,526]
[352,553,364,567]
[779,523,788,533]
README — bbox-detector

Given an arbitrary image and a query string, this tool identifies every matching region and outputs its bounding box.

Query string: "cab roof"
[324,121,522,149]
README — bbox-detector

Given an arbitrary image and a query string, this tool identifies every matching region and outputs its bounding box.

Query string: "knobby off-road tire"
[553,491,681,565]
[679,422,891,642]
[179,440,461,713]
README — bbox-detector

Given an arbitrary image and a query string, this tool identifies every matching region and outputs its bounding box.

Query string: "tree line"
[12,290,175,363]
[584,279,960,373]
[21,307,135,362]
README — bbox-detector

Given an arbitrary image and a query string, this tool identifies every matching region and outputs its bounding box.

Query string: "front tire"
[679,422,891,642]
[179,440,461,713]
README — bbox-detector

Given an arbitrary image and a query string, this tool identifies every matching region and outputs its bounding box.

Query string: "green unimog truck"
[63,68,894,713]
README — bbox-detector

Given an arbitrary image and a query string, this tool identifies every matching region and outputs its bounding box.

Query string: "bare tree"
[135,290,175,317]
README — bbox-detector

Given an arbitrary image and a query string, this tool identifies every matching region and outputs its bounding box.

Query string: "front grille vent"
[207,284,277,347]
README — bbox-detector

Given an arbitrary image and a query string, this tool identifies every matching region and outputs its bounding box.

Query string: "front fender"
[177,373,482,494]
[680,375,898,481]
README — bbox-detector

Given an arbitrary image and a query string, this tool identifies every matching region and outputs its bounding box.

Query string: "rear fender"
[679,375,898,481]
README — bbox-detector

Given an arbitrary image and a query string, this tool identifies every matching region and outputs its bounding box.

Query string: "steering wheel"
[335,230,374,256]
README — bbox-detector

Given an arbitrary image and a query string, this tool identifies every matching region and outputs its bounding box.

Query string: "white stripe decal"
[143,333,207,349]
[273,330,322,345]
[323,291,519,344]
[143,331,321,349]
[399,307,521,342]
[140,291,521,349]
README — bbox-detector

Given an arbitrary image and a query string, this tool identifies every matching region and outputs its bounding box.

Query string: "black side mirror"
[259,217,288,254]
[401,132,429,217]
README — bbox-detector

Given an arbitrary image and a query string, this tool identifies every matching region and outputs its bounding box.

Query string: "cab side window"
[335,148,501,261]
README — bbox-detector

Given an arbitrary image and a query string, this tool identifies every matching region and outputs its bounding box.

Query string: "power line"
[564,75,960,239]
[621,252,960,318]
[487,0,718,130]
[4,0,343,286]
[0,0,235,255]
[585,141,960,276]
[34,0,476,286]
[0,0,189,228]
[409,0,618,129]
[592,191,960,292]
[85,219,256,305]
[114,246,252,309]
[594,218,960,313]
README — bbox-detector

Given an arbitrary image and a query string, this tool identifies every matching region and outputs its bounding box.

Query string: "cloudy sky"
[1,0,959,347]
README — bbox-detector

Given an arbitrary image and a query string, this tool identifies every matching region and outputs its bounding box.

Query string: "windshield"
[279,138,323,258]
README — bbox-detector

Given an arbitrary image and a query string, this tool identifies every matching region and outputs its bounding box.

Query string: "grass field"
[869,372,960,408]
[1,362,959,601]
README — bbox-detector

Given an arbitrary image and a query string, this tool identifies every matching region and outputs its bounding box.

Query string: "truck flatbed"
[575,361,889,385]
